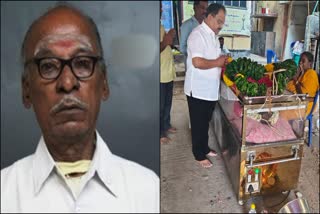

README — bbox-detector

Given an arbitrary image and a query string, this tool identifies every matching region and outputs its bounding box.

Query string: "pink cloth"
[231,117,297,144]
[233,102,243,118]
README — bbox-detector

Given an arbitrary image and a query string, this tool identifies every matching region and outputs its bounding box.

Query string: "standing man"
[218,36,230,54]
[1,4,159,213]
[179,0,208,57]
[184,3,228,168]
[160,2,177,144]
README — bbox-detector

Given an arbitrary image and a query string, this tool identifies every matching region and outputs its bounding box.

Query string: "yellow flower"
[265,63,274,73]
[223,74,234,86]
[235,73,245,78]
[227,57,233,63]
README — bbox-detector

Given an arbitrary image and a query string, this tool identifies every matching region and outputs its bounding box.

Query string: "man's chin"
[49,122,91,141]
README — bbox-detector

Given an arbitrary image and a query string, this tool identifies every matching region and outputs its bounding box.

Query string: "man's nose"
[55,64,80,93]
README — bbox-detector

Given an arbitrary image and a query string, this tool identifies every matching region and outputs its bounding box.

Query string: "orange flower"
[265,63,274,73]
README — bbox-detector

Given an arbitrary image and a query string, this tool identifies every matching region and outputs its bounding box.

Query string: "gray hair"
[21,2,106,81]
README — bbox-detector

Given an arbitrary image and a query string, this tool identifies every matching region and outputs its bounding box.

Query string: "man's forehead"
[23,7,100,58]
[200,1,208,6]
[34,33,93,56]
[196,2,208,8]
[216,10,226,19]
[25,21,99,59]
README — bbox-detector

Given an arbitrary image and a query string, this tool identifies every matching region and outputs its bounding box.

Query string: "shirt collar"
[191,16,200,24]
[32,131,119,197]
[85,131,119,197]
[32,136,56,195]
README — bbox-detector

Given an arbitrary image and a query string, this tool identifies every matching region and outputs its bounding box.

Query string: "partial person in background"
[1,4,159,213]
[287,51,319,115]
[160,2,177,144]
[218,36,230,55]
[184,3,229,168]
[179,0,208,57]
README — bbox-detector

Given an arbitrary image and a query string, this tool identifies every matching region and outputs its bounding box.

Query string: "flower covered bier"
[224,57,268,96]
[224,57,298,97]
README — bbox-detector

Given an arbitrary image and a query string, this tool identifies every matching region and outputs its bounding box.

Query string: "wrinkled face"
[194,1,208,21]
[299,54,312,71]
[22,8,109,142]
[207,9,225,35]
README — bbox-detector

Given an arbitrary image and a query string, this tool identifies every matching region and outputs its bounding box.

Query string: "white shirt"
[184,21,222,101]
[1,131,159,213]
[221,46,230,54]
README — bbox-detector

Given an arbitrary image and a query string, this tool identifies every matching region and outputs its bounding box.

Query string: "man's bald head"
[21,4,105,77]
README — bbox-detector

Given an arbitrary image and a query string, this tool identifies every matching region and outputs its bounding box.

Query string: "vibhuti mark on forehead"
[34,34,93,56]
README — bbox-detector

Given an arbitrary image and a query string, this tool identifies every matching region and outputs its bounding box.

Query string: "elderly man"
[179,0,208,57]
[1,5,159,213]
[184,3,228,168]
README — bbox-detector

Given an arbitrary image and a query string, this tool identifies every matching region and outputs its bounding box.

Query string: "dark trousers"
[160,81,174,138]
[187,95,216,161]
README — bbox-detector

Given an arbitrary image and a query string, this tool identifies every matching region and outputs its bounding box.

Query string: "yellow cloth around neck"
[56,160,91,176]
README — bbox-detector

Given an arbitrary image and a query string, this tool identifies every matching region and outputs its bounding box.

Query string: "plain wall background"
[1,1,160,175]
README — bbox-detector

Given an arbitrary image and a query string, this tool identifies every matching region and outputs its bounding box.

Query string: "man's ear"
[101,73,110,101]
[210,13,214,19]
[22,73,32,109]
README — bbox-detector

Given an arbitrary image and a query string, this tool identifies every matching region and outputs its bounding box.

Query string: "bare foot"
[160,137,171,144]
[206,150,218,157]
[167,127,177,134]
[198,159,213,168]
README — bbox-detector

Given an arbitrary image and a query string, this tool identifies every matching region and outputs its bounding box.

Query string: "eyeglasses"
[217,19,224,26]
[25,56,102,80]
